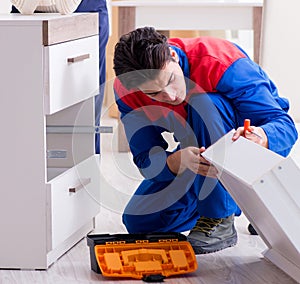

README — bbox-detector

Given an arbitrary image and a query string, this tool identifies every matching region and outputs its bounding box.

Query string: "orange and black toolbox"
[87,232,198,281]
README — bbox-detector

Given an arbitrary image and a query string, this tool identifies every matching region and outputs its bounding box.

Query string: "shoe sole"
[188,234,238,255]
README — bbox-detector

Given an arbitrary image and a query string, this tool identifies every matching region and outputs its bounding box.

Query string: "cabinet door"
[44,35,99,114]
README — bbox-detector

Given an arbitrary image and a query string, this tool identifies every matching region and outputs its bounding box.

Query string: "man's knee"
[122,213,137,233]
[122,212,162,233]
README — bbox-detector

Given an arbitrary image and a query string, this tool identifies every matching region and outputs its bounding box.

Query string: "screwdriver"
[244,119,263,140]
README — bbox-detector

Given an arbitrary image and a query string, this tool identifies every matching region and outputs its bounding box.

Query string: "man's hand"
[167,146,218,178]
[232,125,268,148]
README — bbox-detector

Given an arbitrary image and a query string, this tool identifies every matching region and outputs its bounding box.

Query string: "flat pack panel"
[202,129,283,184]
[202,130,300,282]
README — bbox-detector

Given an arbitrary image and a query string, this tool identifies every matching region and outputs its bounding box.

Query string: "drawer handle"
[46,150,67,159]
[67,54,90,63]
[69,178,91,193]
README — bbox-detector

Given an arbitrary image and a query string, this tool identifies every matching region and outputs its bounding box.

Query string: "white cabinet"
[0,13,101,269]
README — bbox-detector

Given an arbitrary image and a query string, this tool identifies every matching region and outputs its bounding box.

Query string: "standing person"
[75,0,109,154]
[113,27,298,254]
[11,0,109,154]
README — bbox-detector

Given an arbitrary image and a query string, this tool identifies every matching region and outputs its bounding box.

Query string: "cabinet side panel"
[0,24,48,268]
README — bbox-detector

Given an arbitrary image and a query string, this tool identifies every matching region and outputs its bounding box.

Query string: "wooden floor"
[0,212,297,284]
[0,112,299,284]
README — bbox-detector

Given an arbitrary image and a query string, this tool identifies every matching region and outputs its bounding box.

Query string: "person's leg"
[123,173,202,233]
[186,93,241,253]
[94,7,109,154]
[75,0,109,154]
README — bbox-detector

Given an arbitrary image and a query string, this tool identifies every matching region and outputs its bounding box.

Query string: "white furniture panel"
[44,35,99,114]
[202,130,300,282]
[111,0,263,59]
[0,13,100,269]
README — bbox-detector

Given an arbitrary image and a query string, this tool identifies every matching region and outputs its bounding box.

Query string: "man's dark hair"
[113,27,172,89]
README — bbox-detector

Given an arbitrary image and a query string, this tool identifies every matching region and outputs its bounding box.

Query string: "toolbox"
[86,232,198,281]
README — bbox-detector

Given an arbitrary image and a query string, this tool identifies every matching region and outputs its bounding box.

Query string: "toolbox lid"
[94,238,198,280]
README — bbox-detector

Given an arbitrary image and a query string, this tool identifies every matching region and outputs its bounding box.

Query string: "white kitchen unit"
[0,13,101,269]
[202,130,300,283]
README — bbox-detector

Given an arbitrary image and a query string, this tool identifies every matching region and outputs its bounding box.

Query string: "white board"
[202,130,300,282]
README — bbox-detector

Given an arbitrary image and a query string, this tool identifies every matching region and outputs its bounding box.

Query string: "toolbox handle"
[142,274,165,282]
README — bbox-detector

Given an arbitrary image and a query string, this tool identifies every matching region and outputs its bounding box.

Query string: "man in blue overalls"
[113,27,298,254]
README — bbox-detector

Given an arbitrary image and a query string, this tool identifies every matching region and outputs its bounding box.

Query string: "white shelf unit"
[0,13,101,269]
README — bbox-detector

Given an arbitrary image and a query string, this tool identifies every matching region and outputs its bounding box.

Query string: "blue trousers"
[75,0,109,154]
[123,93,241,233]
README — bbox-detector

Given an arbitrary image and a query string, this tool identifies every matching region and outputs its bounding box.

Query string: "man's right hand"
[166,146,218,178]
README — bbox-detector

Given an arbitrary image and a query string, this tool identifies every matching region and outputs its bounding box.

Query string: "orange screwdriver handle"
[244,119,251,136]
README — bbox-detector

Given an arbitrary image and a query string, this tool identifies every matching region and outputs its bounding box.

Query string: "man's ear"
[169,48,179,63]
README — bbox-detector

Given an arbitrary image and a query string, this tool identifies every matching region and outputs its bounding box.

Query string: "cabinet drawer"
[44,36,99,114]
[47,155,100,249]
[47,133,94,168]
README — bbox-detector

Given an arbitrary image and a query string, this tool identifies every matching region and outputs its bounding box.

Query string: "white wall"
[0,0,11,13]
[260,0,300,122]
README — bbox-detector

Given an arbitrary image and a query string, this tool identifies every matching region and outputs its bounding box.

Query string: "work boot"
[187,215,237,254]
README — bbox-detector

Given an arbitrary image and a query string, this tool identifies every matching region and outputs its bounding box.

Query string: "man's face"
[138,60,187,105]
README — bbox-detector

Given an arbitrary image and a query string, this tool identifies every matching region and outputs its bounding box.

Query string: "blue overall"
[115,37,298,234]
[120,93,242,233]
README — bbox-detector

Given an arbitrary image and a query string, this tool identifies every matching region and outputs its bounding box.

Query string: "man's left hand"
[232,126,268,148]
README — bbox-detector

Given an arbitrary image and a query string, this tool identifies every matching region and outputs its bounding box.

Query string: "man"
[11,0,109,154]
[113,27,298,254]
